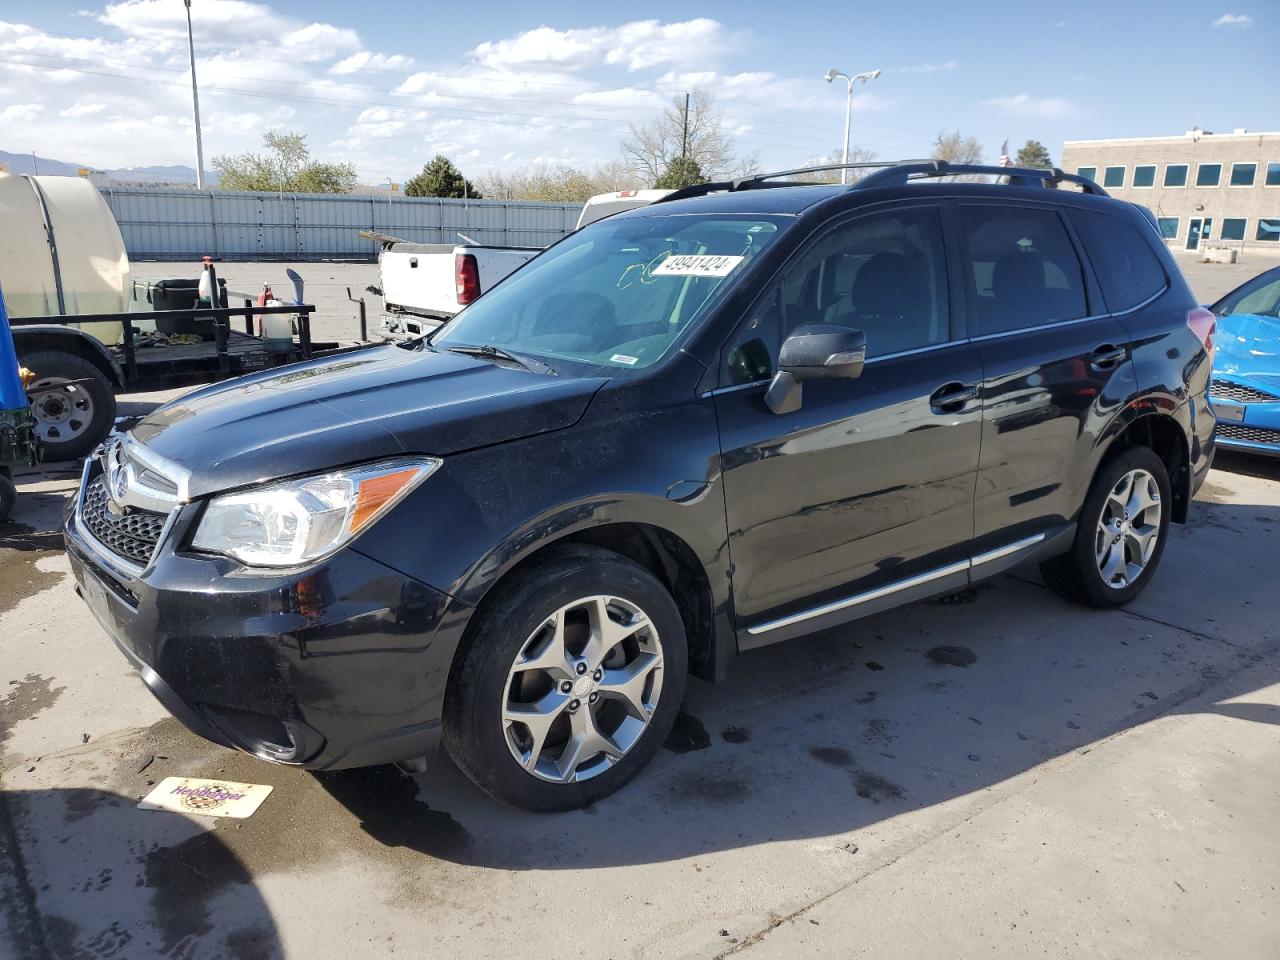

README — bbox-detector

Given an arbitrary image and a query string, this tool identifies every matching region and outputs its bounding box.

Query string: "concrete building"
[1061,129,1280,256]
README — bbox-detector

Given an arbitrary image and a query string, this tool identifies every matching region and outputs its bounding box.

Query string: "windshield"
[432,213,788,372]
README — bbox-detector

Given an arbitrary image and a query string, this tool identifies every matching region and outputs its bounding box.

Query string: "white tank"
[0,170,131,345]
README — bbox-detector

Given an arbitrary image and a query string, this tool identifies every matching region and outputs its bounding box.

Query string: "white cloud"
[472,19,727,73]
[889,61,959,73]
[981,93,1077,117]
[329,51,416,76]
[59,101,108,118]
[1211,13,1252,28]
[0,102,43,121]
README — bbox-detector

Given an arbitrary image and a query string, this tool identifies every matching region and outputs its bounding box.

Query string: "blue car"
[1209,266,1280,457]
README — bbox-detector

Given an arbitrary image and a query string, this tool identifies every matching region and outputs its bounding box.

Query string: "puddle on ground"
[664,711,711,753]
[720,726,750,744]
[926,645,978,668]
[0,533,64,614]
[809,746,854,767]
[0,673,66,748]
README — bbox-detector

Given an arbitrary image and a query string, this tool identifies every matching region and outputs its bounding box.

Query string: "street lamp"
[183,0,206,190]
[825,67,881,184]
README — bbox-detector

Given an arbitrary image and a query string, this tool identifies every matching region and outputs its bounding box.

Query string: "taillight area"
[455,253,480,305]
[1186,306,1216,358]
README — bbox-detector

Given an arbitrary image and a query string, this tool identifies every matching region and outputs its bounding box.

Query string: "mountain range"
[0,150,212,186]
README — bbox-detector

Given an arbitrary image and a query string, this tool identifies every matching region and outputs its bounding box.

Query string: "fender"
[1091,390,1192,517]
[13,325,125,391]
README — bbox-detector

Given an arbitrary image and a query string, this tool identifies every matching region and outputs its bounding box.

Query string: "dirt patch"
[854,771,904,804]
[926,582,996,606]
[664,711,711,753]
[720,726,750,744]
[809,746,854,767]
[926,645,978,667]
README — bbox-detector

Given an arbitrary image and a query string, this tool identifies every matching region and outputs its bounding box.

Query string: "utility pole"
[31,150,38,175]
[680,92,690,161]
[184,0,207,190]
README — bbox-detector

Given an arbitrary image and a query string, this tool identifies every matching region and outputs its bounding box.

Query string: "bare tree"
[789,146,880,183]
[621,89,753,184]
[931,130,984,164]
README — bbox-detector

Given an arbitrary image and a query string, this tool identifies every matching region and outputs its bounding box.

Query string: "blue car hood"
[130,344,605,498]
[1214,312,1280,392]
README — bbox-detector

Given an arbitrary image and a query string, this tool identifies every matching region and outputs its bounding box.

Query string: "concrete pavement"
[1,454,1278,959]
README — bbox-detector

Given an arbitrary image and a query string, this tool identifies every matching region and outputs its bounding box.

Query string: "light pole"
[384,177,394,206]
[184,0,206,189]
[825,67,881,184]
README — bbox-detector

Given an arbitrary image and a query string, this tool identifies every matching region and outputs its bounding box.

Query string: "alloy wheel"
[1094,468,1162,590]
[502,594,664,783]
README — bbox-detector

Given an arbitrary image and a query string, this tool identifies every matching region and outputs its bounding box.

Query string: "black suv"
[65,161,1216,811]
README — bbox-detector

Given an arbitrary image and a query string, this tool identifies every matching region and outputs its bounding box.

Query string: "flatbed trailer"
[10,300,368,460]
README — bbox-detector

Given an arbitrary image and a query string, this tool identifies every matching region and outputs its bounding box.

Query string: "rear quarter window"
[1071,209,1168,312]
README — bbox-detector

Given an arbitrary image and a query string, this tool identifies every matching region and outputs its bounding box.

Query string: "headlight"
[191,457,440,567]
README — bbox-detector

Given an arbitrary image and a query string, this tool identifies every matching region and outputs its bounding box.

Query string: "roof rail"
[650,158,1109,205]
[651,159,933,204]
[854,160,1109,196]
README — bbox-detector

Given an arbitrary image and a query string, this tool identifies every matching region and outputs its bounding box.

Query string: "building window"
[1076,166,1097,182]
[1257,219,1280,242]
[1103,166,1125,188]
[1164,164,1188,187]
[1220,218,1247,241]
[1196,163,1222,187]
[1230,163,1257,187]
[1157,217,1179,239]
[1264,162,1280,187]
[1132,165,1156,188]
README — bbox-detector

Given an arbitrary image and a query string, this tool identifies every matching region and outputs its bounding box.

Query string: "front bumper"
[1209,396,1280,458]
[64,484,473,770]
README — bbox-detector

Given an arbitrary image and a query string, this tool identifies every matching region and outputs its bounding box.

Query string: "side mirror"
[765,324,866,414]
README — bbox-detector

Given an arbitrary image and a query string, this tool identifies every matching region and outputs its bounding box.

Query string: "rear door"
[714,204,983,644]
[957,202,1138,558]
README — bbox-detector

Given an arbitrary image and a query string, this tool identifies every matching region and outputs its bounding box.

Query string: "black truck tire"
[21,350,117,462]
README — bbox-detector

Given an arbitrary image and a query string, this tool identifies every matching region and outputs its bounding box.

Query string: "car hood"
[130,344,605,498]
[1214,312,1280,389]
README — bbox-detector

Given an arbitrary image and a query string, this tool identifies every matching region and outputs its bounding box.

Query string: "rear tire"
[1041,446,1171,608]
[443,545,688,812]
[21,351,116,461]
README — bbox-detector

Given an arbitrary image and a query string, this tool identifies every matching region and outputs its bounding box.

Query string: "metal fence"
[99,186,584,262]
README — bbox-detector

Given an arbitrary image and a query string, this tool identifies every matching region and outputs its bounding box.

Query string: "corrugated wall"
[99,186,583,261]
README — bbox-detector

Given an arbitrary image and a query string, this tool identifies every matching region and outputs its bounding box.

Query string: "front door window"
[1186,218,1202,251]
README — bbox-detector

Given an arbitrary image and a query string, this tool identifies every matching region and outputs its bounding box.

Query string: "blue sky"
[1,0,1276,182]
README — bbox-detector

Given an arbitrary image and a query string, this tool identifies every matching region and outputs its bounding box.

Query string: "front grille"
[1210,379,1280,404]
[80,475,169,565]
[1216,422,1280,446]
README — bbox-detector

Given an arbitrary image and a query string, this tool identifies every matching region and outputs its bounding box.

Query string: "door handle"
[1090,343,1127,370]
[930,382,978,413]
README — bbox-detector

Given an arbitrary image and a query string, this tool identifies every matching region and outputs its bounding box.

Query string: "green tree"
[1015,139,1053,169]
[211,132,356,194]
[404,155,482,199]
[653,156,706,190]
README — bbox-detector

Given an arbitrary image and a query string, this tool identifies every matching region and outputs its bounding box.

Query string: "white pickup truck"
[372,239,540,339]
[367,190,673,340]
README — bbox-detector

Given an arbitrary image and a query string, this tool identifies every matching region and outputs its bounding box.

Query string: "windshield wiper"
[445,343,557,376]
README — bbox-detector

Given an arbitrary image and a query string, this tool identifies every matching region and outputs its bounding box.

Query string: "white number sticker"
[650,254,745,278]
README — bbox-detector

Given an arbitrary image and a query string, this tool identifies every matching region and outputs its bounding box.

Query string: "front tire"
[1041,446,1171,608]
[443,545,688,812]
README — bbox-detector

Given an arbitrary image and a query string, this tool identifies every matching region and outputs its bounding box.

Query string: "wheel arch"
[1097,408,1191,523]
[455,516,731,684]
[13,327,125,392]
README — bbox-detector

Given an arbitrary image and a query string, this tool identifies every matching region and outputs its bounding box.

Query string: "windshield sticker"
[610,354,639,366]
[650,254,745,278]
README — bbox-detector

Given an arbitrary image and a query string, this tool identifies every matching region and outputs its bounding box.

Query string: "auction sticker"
[138,777,273,819]
[651,254,744,278]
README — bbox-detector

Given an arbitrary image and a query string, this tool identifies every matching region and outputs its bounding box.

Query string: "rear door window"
[1071,209,1168,312]
[957,205,1089,336]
